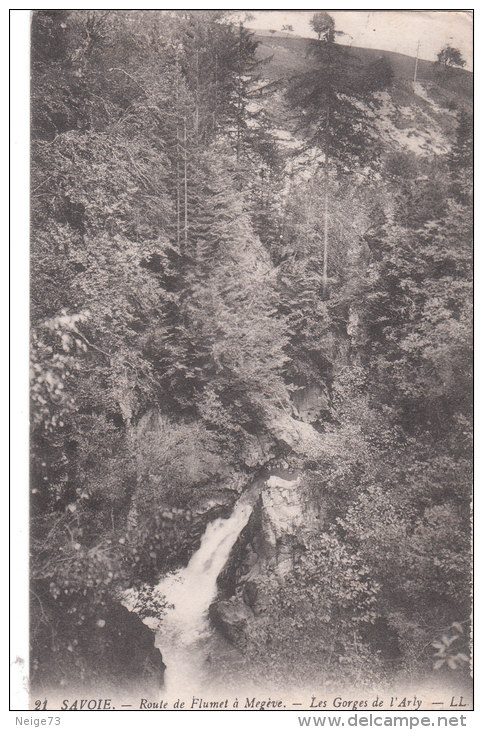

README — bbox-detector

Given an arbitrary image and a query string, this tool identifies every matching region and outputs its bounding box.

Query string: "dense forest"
[30,10,472,696]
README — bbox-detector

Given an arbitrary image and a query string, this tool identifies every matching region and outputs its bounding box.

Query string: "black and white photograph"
[22,7,473,713]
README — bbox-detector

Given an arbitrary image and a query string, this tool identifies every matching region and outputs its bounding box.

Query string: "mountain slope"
[253,32,472,162]
[255,32,472,100]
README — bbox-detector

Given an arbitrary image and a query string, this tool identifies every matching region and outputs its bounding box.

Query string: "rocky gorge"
[29,10,472,701]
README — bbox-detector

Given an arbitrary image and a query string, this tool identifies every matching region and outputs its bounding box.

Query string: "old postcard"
[15,7,474,718]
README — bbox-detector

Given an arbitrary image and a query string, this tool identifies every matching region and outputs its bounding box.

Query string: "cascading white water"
[154,498,254,695]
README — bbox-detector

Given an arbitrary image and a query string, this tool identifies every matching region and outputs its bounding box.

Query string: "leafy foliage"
[310,12,336,43]
[437,46,466,69]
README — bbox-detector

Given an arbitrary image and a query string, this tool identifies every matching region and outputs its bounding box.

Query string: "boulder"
[209,597,253,648]
[92,602,166,688]
[265,408,330,457]
[31,599,167,692]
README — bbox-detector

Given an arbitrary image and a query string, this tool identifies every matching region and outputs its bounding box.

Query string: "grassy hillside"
[255,32,473,100]
[253,31,472,162]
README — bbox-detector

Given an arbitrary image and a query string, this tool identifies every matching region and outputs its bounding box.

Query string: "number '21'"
[33,699,60,721]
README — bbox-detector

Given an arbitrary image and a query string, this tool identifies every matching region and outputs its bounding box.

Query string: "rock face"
[31,599,166,692]
[264,407,333,459]
[209,598,253,647]
[240,431,276,467]
[261,474,308,575]
[90,602,166,688]
[211,470,322,646]
[291,376,330,423]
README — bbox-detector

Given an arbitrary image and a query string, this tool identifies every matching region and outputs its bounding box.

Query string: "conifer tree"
[287,13,392,296]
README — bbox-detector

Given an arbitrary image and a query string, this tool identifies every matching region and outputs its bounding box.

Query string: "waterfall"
[154,496,254,695]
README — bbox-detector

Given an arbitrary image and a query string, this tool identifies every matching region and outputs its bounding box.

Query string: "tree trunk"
[322,108,330,298]
[184,117,188,247]
[322,158,329,297]
[236,23,242,163]
[175,51,181,247]
[213,52,218,134]
[195,46,200,139]
[176,124,181,247]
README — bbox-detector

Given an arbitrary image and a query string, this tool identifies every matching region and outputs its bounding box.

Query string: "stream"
[126,470,299,696]
[153,492,256,694]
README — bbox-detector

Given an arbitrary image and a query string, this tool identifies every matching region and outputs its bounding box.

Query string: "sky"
[238,10,473,71]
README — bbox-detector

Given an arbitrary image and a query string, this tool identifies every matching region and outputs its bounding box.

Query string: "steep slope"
[253,32,471,162]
